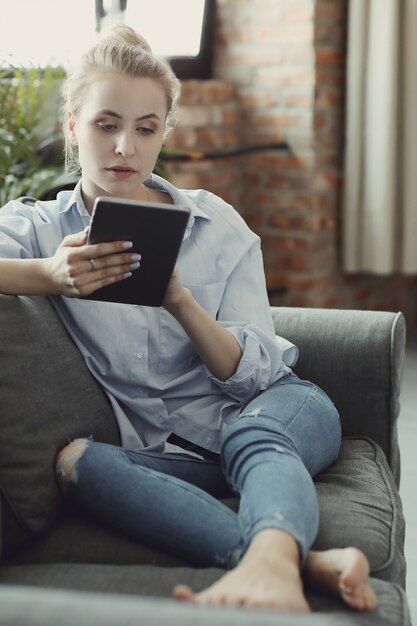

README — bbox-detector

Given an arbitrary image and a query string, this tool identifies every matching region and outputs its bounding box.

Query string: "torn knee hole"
[56,438,89,485]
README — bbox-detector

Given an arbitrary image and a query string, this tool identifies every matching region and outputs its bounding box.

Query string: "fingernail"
[131,254,141,261]
[122,241,133,249]
[123,272,132,278]
[130,262,140,270]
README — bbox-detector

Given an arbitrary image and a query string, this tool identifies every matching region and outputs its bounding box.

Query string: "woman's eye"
[138,127,155,135]
[97,123,117,132]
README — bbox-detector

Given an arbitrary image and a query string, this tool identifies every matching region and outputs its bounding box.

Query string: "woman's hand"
[163,265,242,381]
[163,264,188,311]
[43,230,141,297]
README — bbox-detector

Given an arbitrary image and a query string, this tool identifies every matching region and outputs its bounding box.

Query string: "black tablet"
[83,196,191,306]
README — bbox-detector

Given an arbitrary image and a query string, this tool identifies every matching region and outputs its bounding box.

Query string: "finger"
[84,240,134,260]
[78,270,134,295]
[81,259,140,286]
[61,231,89,248]
[86,253,141,273]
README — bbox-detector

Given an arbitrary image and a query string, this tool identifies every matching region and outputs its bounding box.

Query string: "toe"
[172,584,196,601]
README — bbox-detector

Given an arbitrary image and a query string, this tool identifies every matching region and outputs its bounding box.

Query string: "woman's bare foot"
[305,547,377,611]
[173,529,310,612]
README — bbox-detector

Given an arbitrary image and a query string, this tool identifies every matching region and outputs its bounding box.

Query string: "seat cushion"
[313,437,406,586]
[0,295,120,547]
[3,438,406,588]
[0,565,412,625]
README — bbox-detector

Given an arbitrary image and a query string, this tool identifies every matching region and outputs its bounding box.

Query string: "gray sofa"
[0,294,412,625]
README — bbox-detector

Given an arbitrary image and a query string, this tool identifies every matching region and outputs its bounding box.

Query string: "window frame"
[167,0,215,79]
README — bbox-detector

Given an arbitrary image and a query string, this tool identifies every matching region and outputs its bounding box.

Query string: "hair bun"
[103,24,152,53]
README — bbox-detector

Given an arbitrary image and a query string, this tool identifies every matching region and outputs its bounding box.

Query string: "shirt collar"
[147,173,211,222]
[59,180,89,217]
[59,175,211,228]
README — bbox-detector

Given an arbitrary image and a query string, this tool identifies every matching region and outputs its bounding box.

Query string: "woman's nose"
[115,133,135,157]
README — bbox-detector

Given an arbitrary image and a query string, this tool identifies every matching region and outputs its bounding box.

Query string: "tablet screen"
[83,196,191,306]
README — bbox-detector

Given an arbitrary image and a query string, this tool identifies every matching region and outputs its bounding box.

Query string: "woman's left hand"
[163,264,188,312]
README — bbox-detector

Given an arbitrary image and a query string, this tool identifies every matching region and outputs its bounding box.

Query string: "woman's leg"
[222,376,342,563]
[56,440,241,568]
[173,376,375,611]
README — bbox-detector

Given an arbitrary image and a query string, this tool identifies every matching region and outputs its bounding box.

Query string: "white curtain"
[343,0,417,273]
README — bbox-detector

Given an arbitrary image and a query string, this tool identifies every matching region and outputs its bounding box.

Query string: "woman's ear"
[67,111,78,146]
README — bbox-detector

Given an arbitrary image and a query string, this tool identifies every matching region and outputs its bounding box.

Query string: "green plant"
[0,64,173,207]
[0,64,68,206]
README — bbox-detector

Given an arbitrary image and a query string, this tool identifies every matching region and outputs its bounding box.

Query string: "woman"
[0,25,376,613]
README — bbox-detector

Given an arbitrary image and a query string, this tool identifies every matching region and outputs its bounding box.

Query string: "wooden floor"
[399,330,417,624]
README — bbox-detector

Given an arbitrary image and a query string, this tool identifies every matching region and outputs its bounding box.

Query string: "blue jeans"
[56,374,341,568]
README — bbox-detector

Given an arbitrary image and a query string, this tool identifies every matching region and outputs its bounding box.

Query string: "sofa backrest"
[0,295,405,557]
[0,295,121,555]
[271,306,405,483]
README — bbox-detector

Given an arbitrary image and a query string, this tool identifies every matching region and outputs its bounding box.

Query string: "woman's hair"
[61,25,181,174]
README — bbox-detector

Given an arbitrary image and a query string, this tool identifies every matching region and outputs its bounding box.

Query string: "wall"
[165,0,417,327]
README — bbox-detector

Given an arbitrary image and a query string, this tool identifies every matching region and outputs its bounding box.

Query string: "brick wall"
[165,0,417,327]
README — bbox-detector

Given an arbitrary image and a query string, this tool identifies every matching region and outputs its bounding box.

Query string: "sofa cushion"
[313,437,406,587]
[0,295,120,546]
[3,438,406,588]
[0,566,411,625]
[270,307,406,483]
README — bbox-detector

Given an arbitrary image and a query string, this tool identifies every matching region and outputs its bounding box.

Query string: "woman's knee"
[56,438,89,486]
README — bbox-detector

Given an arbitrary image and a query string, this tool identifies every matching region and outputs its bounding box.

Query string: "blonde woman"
[0,26,376,613]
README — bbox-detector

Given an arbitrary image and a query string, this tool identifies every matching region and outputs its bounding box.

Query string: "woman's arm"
[164,267,242,382]
[164,238,292,397]
[0,230,140,297]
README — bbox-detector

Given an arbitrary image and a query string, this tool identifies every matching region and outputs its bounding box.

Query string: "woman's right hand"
[43,230,141,297]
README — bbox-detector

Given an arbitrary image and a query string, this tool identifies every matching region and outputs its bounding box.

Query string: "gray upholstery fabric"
[270,307,405,484]
[3,439,406,588]
[0,296,409,624]
[0,576,411,626]
[313,438,406,586]
[0,295,121,545]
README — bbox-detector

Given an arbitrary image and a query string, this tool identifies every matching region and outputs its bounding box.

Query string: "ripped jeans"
[56,374,341,569]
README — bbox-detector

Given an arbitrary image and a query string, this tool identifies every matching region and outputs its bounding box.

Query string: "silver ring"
[89,258,96,271]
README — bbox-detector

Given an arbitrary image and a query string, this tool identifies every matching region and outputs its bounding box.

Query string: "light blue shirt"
[0,174,298,454]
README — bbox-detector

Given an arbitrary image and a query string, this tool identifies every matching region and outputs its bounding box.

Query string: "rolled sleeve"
[206,323,293,402]
[0,202,40,258]
[203,239,298,403]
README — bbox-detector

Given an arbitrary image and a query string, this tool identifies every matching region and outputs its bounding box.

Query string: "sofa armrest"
[271,307,406,484]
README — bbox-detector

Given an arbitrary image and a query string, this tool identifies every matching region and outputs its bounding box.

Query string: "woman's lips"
[106,167,137,177]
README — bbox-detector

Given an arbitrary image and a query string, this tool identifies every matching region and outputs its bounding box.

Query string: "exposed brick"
[315,0,348,26]
[290,254,308,271]
[178,81,202,105]
[265,270,289,291]
[315,47,345,66]
[200,80,236,102]
[165,127,198,151]
[254,23,313,45]
[195,126,238,149]
[210,105,239,126]
[283,91,314,108]
[315,87,343,107]
[245,211,264,231]
[253,112,311,130]
[164,1,417,329]
[269,215,305,230]
[284,3,314,22]
[179,104,215,127]
[252,152,314,170]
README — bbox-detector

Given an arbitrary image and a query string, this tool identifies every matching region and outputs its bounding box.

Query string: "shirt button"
[260,384,267,390]
[136,352,144,359]
[158,417,165,424]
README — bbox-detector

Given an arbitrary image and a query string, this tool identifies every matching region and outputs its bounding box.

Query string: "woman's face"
[68,73,167,211]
